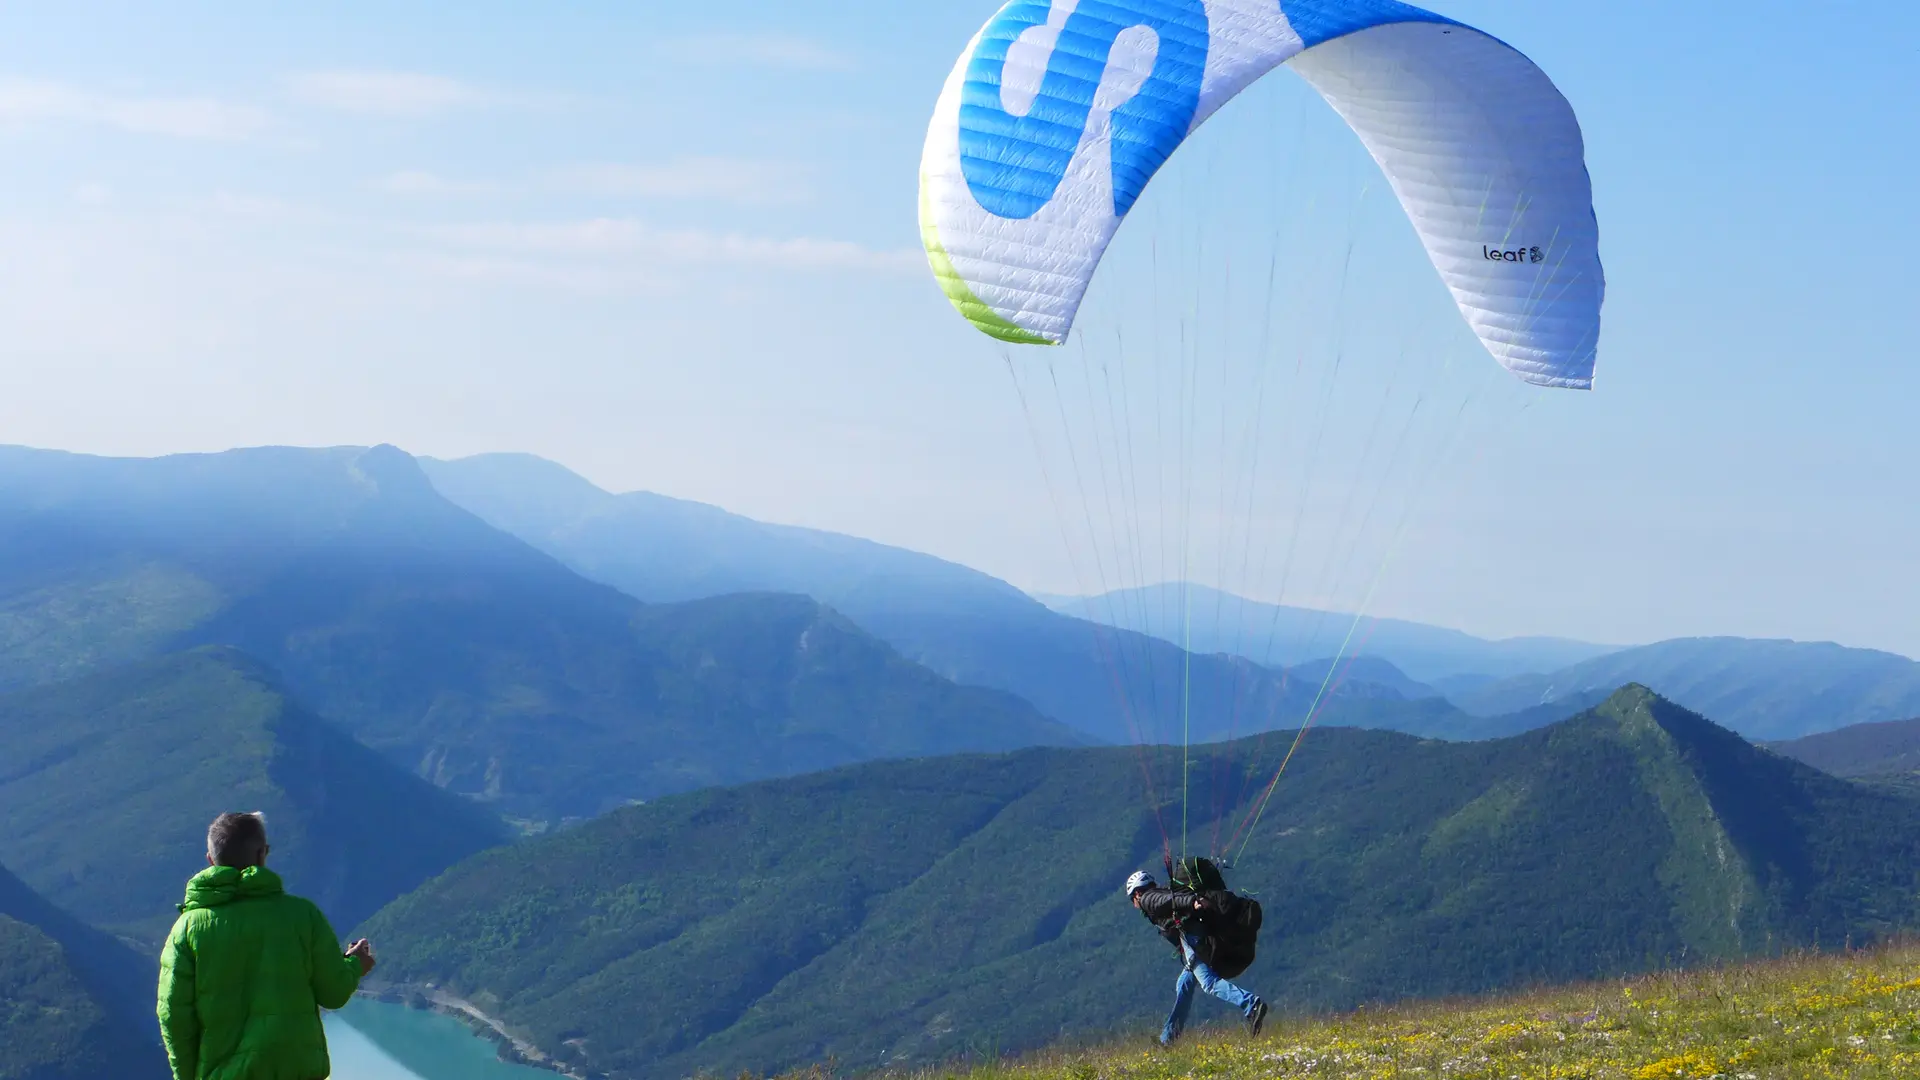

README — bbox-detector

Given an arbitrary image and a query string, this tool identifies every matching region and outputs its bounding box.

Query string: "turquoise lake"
[324,998,556,1080]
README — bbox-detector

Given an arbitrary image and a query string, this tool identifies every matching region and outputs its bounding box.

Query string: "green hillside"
[0,648,506,941]
[239,579,1085,820]
[0,865,168,1080]
[1453,637,1920,740]
[1771,717,1920,777]
[359,687,1920,1080]
[0,444,1079,823]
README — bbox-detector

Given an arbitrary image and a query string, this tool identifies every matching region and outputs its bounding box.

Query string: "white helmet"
[1124,871,1155,897]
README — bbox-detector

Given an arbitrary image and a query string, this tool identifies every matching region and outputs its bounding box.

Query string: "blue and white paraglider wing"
[920,0,1605,389]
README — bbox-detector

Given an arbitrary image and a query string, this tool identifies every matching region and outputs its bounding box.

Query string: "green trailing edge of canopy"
[919,175,1054,347]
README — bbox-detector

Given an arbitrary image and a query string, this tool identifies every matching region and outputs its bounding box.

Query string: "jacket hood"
[179,865,285,912]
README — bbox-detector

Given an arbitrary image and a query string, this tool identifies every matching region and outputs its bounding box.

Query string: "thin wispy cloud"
[548,157,808,205]
[285,71,493,117]
[393,250,655,294]
[377,169,496,196]
[0,78,271,140]
[207,191,294,218]
[658,33,852,72]
[424,217,919,275]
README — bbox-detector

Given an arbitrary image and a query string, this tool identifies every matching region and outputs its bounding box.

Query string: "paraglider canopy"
[920,0,1605,388]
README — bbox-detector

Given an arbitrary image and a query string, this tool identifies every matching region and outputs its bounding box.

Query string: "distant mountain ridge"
[1283,654,1444,701]
[1040,583,1618,682]
[1453,637,1920,741]
[420,452,1038,616]
[419,453,1529,745]
[360,686,1920,1080]
[0,444,1079,823]
[1769,717,1920,777]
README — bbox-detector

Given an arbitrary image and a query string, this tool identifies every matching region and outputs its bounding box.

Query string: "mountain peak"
[1574,683,1769,771]
[1603,682,1658,707]
[1591,682,1673,733]
[419,452,616,537]
[1534,681,1920,962]
[349,443,437,495]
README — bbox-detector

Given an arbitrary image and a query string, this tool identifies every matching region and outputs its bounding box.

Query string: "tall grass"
[782,943,1920,1080]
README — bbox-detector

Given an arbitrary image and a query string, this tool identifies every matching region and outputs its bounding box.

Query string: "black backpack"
[1170,856,1227,893]
[1170,858,1263,979]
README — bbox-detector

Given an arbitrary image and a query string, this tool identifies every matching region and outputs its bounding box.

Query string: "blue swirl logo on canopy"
[957,0,1209,221]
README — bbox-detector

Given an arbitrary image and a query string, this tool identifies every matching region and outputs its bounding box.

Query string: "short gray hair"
[207,812,268,867]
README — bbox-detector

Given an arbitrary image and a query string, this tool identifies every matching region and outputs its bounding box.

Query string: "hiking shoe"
[1247,999,1268,1037]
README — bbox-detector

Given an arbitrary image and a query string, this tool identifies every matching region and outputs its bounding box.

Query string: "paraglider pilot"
[1126,870,1268,1045]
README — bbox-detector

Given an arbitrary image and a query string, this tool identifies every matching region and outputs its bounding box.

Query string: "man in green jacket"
[157,812,376,1080]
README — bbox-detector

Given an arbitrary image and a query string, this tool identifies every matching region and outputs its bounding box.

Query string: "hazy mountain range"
[1449,638,1920,741]
[420,454,1528,745]
[0,445,1079,824]
[420,452,1919,747]
[1037,583,1615,683]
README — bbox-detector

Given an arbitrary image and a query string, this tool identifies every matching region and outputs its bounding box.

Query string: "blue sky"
[0,1,1914,655]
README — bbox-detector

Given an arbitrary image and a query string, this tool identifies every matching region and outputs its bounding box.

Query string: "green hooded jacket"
[156,866,363,1080]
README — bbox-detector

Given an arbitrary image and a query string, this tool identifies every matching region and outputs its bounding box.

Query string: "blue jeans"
[1160,932,1258,1045]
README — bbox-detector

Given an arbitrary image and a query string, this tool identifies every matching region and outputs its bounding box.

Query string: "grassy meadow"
[837,944,1920,1080]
